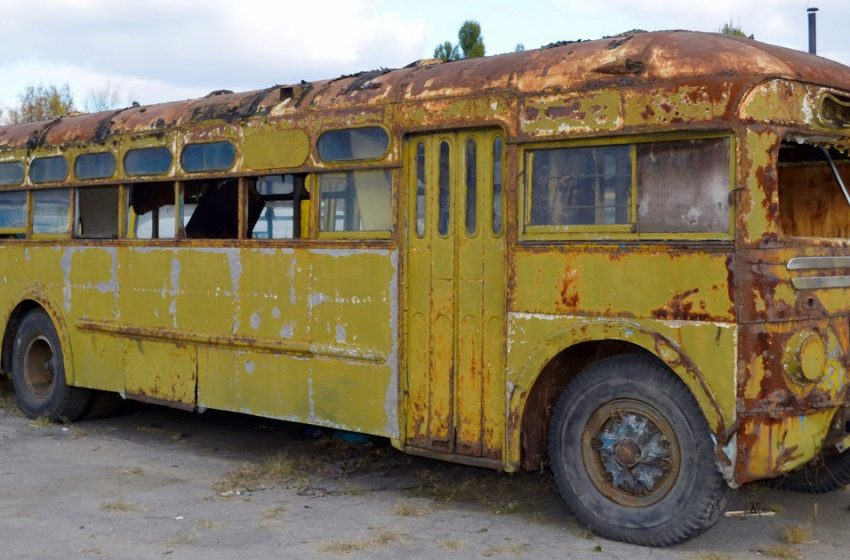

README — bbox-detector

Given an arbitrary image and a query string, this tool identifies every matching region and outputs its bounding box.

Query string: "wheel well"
[519,340,659,471]
[2,300,43,376]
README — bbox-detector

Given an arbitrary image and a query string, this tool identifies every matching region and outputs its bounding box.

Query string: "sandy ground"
[0,384,848,560]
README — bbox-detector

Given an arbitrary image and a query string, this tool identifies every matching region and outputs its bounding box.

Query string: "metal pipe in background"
[808,7,819,55]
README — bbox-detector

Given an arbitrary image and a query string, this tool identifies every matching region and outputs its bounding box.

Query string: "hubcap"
[24,336,55,399]
[582,399,680,507]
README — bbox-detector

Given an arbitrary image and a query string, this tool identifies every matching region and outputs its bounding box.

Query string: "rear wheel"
[771,451,850,493]
[11,309,90,422]
[548,354,727,546]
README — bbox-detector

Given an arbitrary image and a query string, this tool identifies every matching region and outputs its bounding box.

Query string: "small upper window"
[30,156,68,184]
[181,141,236,172]
[317,127,389,162]
[0,161,24,186]
[75,152,116,180]
[125,147,173,176]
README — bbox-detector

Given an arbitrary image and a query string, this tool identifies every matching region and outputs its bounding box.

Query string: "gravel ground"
[0,383,848,560]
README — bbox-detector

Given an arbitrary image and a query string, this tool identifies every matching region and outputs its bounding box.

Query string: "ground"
[0,383,847,560]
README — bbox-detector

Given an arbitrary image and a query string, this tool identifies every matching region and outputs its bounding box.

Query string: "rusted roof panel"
[2,30,850,153]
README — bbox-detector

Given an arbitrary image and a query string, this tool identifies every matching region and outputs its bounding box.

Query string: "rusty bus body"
[1,30,850,545]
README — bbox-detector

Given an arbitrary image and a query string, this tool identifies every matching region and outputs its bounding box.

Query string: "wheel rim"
[581,398,681,508]
[23,336,55,399]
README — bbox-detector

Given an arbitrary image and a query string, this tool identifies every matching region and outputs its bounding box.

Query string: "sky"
[0,0,847,113]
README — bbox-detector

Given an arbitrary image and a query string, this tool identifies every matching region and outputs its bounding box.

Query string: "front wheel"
[548,354,727,546]
[11,309,90,422]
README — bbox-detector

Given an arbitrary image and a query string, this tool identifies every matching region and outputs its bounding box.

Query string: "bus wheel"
[548,354,727,546]
[11,309,90,422]
[770,452,850,493]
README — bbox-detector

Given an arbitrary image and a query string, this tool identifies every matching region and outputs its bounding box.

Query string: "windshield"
[778,139,850,238]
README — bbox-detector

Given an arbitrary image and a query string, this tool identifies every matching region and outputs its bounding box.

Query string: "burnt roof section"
[2,30,850,153]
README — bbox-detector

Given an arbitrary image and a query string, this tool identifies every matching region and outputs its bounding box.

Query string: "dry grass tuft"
[320,528,407,555]
[782,524,814,545]
[691,553,732,560]
[761,544,800,559]
[100,500,139,512]
[394,500,433,517]
[121,467,144,476]
[195,519,220,530]
[28,416,52,428]
[483,543,532,557]
[440,539,463,550]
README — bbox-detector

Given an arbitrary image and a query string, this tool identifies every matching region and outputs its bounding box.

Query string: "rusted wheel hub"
[582,399,680,507]
[24,336,55,399]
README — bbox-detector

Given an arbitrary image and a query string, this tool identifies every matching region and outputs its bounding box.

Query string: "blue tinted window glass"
[30,156,68,183]
[0,191,26,229]
[33,189,71,234]
[75,152,116,179]
[317,127,388,162]
[0,161,24,186]
[124,147,173,176]
[181,142,236,172]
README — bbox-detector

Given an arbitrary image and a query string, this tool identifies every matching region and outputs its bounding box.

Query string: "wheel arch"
[2,292,76,386]
[506,321,728,473]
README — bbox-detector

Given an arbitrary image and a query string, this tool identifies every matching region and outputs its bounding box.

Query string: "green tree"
[720,20,753,39]
[433,19,486,62]
[433,40,460,62]
[515,43,526,52]
[4,84,75,124]
[458,20,485,58]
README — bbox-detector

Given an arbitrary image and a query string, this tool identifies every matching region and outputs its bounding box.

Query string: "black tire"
[81,390,124,421]
[770,451,850,493]
[11,309,90,422]
[548,354,727,546]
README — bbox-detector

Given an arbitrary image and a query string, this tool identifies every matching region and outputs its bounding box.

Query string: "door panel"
[405,130,506,459]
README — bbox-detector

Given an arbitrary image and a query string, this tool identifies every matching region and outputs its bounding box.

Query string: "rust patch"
[651,288,719,321]
[556,267,580,310]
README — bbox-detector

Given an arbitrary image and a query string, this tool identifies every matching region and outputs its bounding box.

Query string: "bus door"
[404,130,506,461]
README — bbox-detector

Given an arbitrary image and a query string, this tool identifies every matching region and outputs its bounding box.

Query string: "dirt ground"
[0,383,848,560]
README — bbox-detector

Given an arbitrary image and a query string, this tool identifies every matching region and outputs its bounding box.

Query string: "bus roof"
[2,29,849,153]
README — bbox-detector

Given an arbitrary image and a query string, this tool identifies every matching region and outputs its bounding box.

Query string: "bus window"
[130,182,176,239]
[317,127,389,162]
[318,169,392,233]
[636,138,730,233]
[249,174,302,240]
[465,139,477,235]
[181,142,236,173]
[438,141,450,235]
[183,179,239,239]
[30,156,68,184]
[33,188,71,235]
[77,186,119,239]
[75,152,116,180]
[0,190,26,237]
[528,145,631,227]
[0,161,24,186]
[492,137,503,236]
[415,142,426,238]
[124,147,173,176]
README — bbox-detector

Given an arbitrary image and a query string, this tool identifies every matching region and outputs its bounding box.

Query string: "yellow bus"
[1,30,850,545]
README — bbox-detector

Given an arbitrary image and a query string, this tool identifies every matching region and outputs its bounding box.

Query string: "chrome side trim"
[791,276,850,290]
[787,256,850,270]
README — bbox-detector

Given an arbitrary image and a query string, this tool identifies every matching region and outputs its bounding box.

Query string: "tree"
[720,20,754,40]
[458,20,485,58]
[85,82,123,113]
[434,40,460,62]
[515,43,526,53]
[4,84,75,124]
[433,19,486,62]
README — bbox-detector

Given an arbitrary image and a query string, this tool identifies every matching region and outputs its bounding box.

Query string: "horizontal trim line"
[76,319,387,363]
[791,276,850,290]
[787,256,850,270]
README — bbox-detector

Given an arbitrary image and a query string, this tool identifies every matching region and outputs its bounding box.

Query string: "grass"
[782,524,814,545]
[121,467,144,476]
[690,554,732,560]
[165,520,221,549]
[394,500,433,517]
[440,539,463,550]
[483,543,532,557]
[320,528,408,555]
[27,416,52,428]
[100,499,139,512]
[761,544,800,559]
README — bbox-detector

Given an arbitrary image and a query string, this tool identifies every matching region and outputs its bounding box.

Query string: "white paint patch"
[307,377,316,421]
[289,259,297,305]
[383,250,400,437]
[244,360,256,374]
[272,307,281,319]
[279,322,295,339]
[169,257,181,327]
[249,312,261,330]
[335,324,347,343]
[308,292,329,308]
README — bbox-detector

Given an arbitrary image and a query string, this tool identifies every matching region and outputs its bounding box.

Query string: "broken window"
[0,161,24,186]
[0,190,26,237]
[778,139,850,238]
[30,156,68,184]
[75,152,116,180]
[33,188,71,234]
[636,138,730,233]
[182,179,239,239]
[317,127,389,162]
[77,186,119,239]
[318,169,392,233]
[130,182,176,239]
[528,145,631,226]
[125,147,173,176]
[181,141,236,173]
[248,174,307,240]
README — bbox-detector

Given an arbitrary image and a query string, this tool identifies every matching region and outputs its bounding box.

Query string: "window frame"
[519,131,735,242]
[313,168,395,240]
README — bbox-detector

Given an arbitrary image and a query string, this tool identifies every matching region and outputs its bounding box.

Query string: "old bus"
[1,30,849,545]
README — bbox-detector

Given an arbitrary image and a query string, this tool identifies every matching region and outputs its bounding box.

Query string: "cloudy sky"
[0,0,846,112]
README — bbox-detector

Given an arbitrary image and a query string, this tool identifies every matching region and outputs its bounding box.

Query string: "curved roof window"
[75,152,116,180]
[30,156,68,183]
[125,147,173,176]
[0,161,24,186]
[317,127,389,162]
[181,141,236,172]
